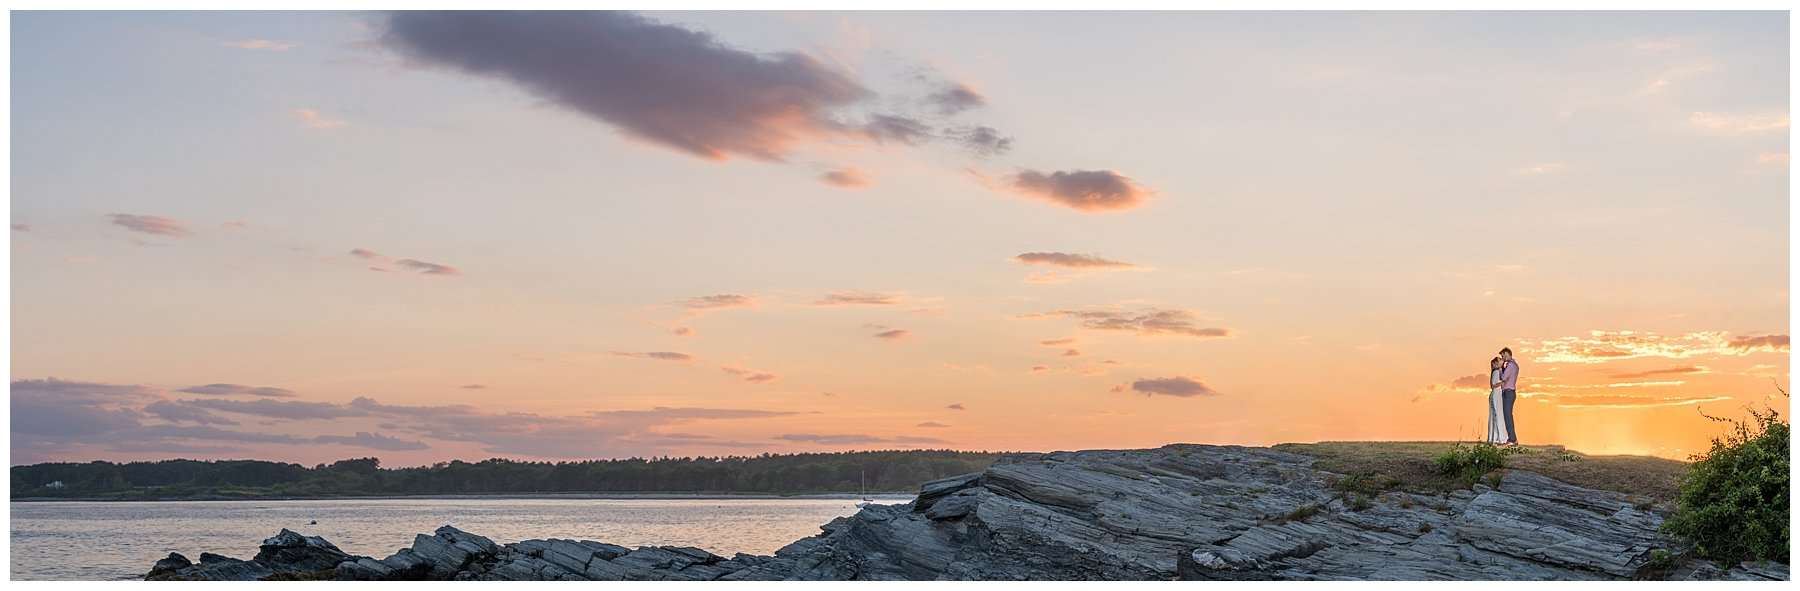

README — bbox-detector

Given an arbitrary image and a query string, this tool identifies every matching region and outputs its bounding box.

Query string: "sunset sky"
[10,11,1790,466]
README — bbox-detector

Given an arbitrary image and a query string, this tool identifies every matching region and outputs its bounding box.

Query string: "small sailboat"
[856,468,874,507]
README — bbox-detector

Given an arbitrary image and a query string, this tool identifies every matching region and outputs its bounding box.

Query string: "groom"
[1497,347,1520,445]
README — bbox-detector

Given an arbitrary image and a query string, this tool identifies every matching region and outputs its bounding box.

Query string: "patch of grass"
[1277,503,1321,523]
[1633,548,1680,580]
[1345,493,1372,511]
[1273,441,1689,504]
[1433,442,1518,487]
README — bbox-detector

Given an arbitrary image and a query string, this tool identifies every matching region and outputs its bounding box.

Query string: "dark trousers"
[1501,389,1517,443]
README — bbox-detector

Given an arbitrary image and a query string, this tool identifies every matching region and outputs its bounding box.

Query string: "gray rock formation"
[144,444,1790,581]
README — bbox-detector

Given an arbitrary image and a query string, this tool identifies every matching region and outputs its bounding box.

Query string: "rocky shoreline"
[145,444,1789,581]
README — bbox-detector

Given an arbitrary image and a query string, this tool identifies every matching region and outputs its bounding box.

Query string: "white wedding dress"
[1485,368,1507,444]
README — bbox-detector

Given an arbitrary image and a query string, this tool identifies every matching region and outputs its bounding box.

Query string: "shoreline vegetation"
[11,449,1007,502]
[12,442,1693,504]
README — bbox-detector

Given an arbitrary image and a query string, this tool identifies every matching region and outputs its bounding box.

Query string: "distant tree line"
[10,450,1009,499]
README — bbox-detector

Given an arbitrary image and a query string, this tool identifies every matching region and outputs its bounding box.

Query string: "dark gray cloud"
[180,398,369,421]
[1009,169,1151,212]
[176,383,297,398]
[862,114,933,146]
[611,351,695,362]
[313,431,429,451]
[394,258,460,276]
[928,82,986,115]
[1123,376,1220,397]
[1014,252,1135,269]
[107,213,191,237]
[1728,334,1789,351]
[382,11,869,162]
[946,126,1012,156]
[1031,308,1230,338]
[13,375,807,462]
[814,291,900,306]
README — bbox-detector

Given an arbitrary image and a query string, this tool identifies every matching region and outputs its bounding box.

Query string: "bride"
[1485,356,1508,444]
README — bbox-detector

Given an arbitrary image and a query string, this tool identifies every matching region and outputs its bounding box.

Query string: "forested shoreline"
[11,450,1011,500]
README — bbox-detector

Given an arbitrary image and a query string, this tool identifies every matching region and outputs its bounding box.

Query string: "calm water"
[10,496,905,581]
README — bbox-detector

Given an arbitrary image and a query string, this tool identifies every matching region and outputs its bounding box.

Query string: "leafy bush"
[1662,395,1789,564]
[1432,442,1519,487]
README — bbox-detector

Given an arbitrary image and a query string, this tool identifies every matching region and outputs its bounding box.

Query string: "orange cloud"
[1008,169,1152,212]
[1533,330,1787,363]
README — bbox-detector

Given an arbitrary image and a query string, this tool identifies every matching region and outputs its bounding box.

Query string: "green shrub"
[1662,396,1789,564]
[1432,442,1517,487]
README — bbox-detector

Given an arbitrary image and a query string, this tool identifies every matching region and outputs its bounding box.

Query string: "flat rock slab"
[144,444,1790,581]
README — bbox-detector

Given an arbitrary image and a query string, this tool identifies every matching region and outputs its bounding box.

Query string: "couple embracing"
[1485,347,1520,446]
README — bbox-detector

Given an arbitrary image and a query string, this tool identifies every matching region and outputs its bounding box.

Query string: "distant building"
[44,481,64,489]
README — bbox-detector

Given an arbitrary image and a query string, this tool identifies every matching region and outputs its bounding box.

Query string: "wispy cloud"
[1534,330,1787,363]
[611,351,695,362]
[1013,252,1136,269]
[874,328,911,340]
[176,384,297,398]
[226,38,298,51]
[1513,162,1567,176]
[1689,111,1789,135]
[107,213,190,237]
[684,294,756,310]
[721,365,779,384]
[820,167,872,189]
[394,258,459,276]
[776,433,948,445]
[1024,307,1231,338]
[814,291,902,306]
[294,108,346,129]
[313,431,427,450]
[1609,365,1707,379]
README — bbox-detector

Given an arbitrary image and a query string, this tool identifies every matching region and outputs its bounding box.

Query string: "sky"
[9,11,1790,466]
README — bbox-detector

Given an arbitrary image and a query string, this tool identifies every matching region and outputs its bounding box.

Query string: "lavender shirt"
[1499,360,1520,390]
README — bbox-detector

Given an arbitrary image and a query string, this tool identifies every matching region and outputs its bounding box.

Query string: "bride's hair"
[1490,356,1503,370]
